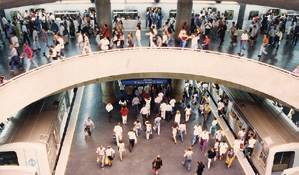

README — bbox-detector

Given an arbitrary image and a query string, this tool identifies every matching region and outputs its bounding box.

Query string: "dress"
[172,127,178,137]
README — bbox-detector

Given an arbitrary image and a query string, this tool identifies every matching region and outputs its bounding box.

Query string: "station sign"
[121,79,167,85]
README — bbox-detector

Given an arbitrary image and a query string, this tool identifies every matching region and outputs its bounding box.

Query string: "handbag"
[104,157,109,165]
[84,128,88,136]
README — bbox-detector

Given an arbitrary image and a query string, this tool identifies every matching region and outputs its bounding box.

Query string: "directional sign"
[121,79,168,85]
[28,158,36,167]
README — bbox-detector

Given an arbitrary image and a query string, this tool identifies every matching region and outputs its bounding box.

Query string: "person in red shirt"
[103,24,110,40]
[202,35,210,50]
[19,43,38,71]
[120,106,129,125]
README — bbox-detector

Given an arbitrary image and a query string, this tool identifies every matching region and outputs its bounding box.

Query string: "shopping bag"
[105,157,109,165]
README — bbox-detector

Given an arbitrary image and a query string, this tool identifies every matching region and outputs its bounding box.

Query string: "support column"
[175,0,193,43]
[237,3,246,29]
[101,81,116,104]
[171,79,185,102]
[95,0,112,37]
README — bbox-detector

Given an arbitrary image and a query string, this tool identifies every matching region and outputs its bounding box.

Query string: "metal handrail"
[0,47,298,88]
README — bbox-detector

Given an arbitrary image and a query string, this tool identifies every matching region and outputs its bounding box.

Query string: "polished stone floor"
[65,82,246,175]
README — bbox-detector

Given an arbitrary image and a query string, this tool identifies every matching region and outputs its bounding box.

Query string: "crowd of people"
[80,81,260,174]
[0,8,298,74]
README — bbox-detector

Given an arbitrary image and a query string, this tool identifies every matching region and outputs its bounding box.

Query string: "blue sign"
[121,79,168,85]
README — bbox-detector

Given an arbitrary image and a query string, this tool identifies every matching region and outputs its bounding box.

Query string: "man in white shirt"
[169,97,176,113]
[106,102,113,123]
[100,36,109,50]
[17,12,23,24]
[200,129,210,152]
[154,96,162,113]
[134,25,142,47]
[160,101,167,120]
[217,99,224,116]
[96,145,106,169]
[192,123,202,146]
[233,137,242,154]
[245,136,256,157]
[57,36,65,59]
[105,146,115,166]
[113,123,123,146]
[154,114,162,135]
[165,103,172,122]
[219,141,229,160]
[178,121,187,141]
[238,128,246,141]
[22,23,30,45]
[59,23,65,36]
[128,129,137,152]
[11,33,21,56]
[237,30,248,56]
[140,104,149,125]
[32,28,41,50]
[76,31,83,53]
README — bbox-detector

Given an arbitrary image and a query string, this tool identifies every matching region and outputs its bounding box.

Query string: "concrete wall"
[0,48,298,121]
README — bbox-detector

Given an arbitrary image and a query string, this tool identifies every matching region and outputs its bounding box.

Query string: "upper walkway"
[0,47,298,121]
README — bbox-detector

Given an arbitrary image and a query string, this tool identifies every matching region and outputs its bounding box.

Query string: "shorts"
[250,36,255,40]
[108,156,113,160]
[154,168,159,172]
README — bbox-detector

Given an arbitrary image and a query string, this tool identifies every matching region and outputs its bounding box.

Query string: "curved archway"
[0,48,298,121]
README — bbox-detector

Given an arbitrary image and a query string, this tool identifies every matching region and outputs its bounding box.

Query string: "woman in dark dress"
[69,19,76,38]
[152,155,163,175]
[196,161,205,175]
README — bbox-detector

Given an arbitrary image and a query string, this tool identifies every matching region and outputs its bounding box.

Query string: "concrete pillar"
[95,0,112,37]
[237,3,246,29]
[175,0,193,43]
[101,81,116,104]
[171,79,185,102]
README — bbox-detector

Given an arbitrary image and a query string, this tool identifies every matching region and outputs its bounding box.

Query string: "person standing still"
[152,155,163,175]
[120,106,129,125]
[84,117,95,136]
[106,102,113,123]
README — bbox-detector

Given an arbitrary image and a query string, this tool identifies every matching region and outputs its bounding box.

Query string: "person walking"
[128,129,137,152]
[152,155,163,175]
[205,148,217,170]
[219,141,229,160]
[200,129,210,152]
[174,110,181,125]
[226,148,235,169]
[106,102,113,123]
[19,43,38,71]
[134,119,142,137]
[118,139,126,161]
[120,106,129,125]
[96,145,106,170]
[192,123,202,146]
[182,147,193,172]
[113,123,123,146]
[203,102,212,121]
[132,95,140,112]
[40,29,49,58]
[237,30,248,56]
[8,44,23,73]
[178,120,187,142]
[32,28,41,50]
[105,146,115,166]
[172,122,179,144]
[84,117,95,136]
[153,114,161,135]
[145,121,152,140]
[196,161,205,175]
[184,105,192,122]
[140,104,149,125]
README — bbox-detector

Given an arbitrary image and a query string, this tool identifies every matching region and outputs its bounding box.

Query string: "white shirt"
[106,148,115,156]
[106,104,113,112]
[233,139,242,150]
[158,92,164,99]
[193,125,202,135]
[113,125,122,135]
[169,99,176,107]
[96,147,105,156]
[179,124,186,131]
[184,150,193,158]
[58,38,64,49]
[238,130,246,139]
[248,139,256,148]
[136,30,141,39]
[17,13,23,21]
[59,25,65,36]
[140,107,148,115]
[200,131,209,140]
[185,108,191,115]
[155,96,162,103]
[240,33,248,40]
[166,104,172,111]
[128,131,137,140]
[100,39,109,50]
[174,114,180,124]
[218,102,224,110]
[160,103,167,111]
[11,36,19,47]
[219,143,228,154]
[33,30,38,40]
[22,25,28,33]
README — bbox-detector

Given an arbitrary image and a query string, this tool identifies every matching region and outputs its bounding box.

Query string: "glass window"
[0,151,19,166]
[224,10,234,20]
[169,10,194,19]
[10,11,19,20]
[248,11,259,20]
[267,9,280,16]
[112,10,138,20]
[272,151,295,172]
[54,11,80,21]
[30,8,45,14]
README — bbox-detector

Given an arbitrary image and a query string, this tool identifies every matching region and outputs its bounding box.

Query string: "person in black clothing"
[219,22,227,45]
[152,155,163,175]
[205,148,217,170]
[196,161,205,175]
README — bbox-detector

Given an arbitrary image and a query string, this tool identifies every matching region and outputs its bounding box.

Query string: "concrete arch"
[0,48,298,121]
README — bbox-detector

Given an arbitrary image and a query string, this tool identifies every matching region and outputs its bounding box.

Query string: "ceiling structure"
[0,0,298,11]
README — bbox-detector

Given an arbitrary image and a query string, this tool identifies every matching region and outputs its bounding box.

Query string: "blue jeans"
[239,40,246,54]
[192,135,198,145]
[135,128,140,137]
[180,130,184,141]
[10,56,23,71]
[191,104,195,114]
[183,157,192,171]
[133,104,139,111]
[181,40,187,48]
